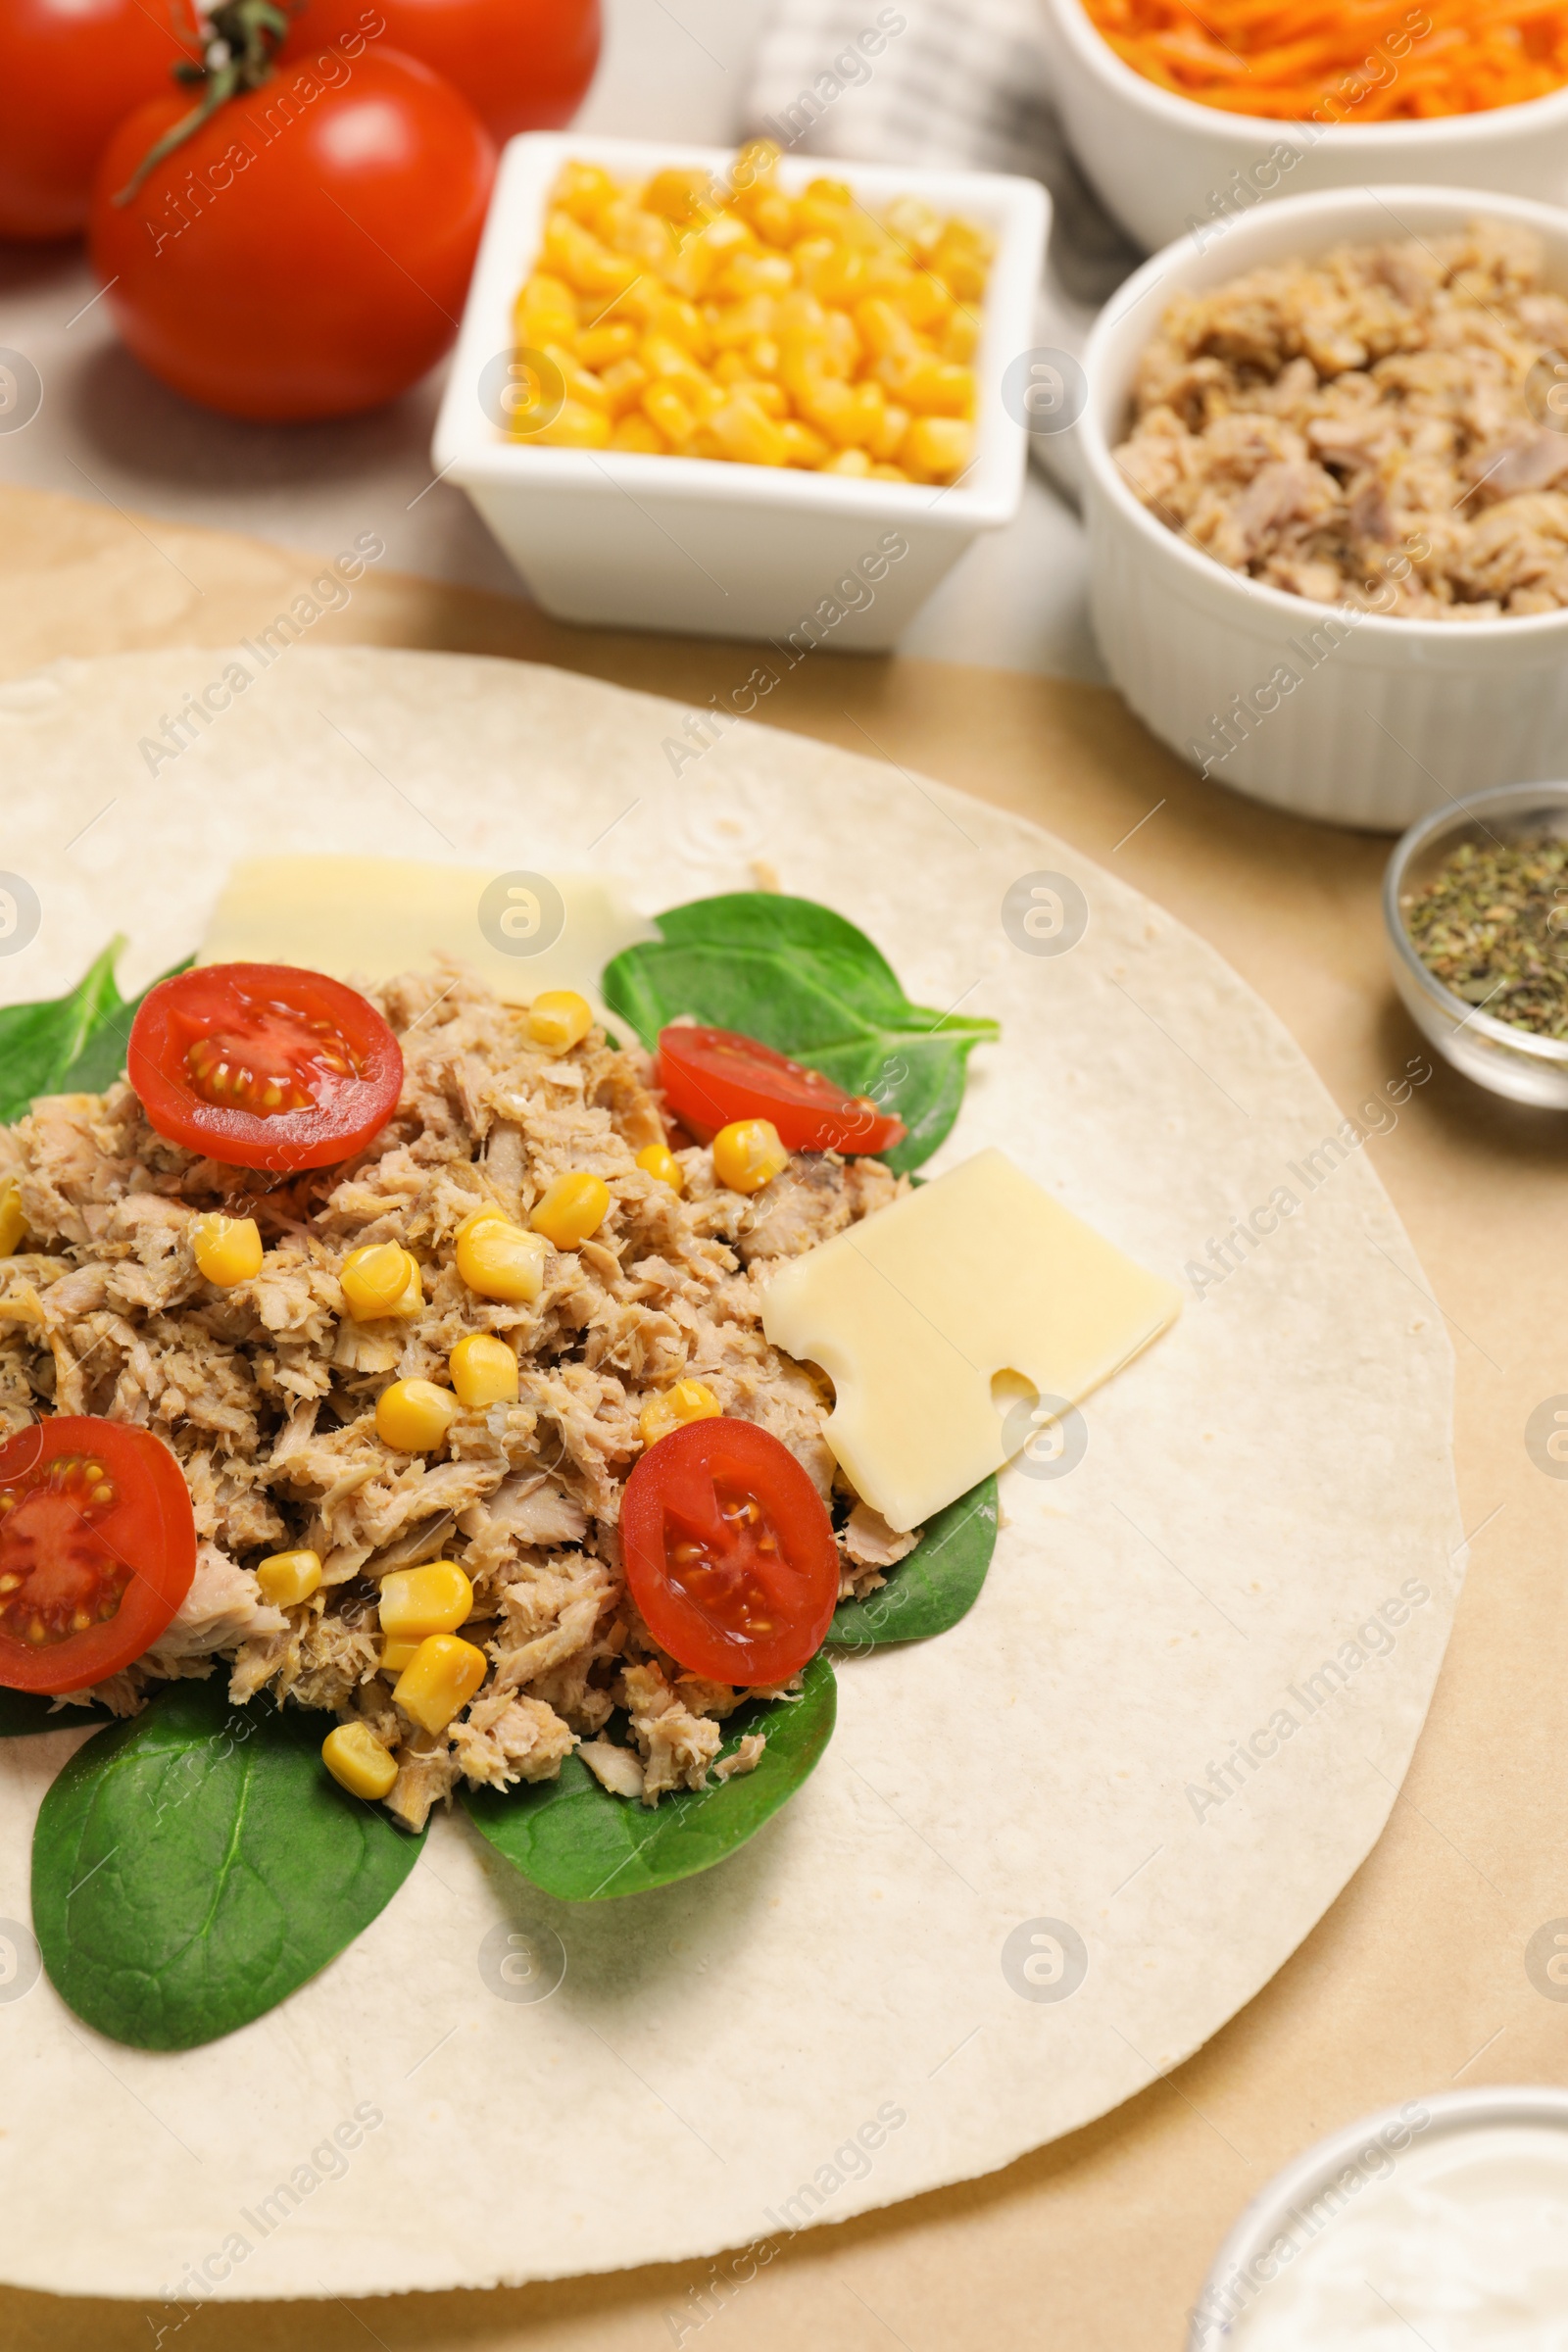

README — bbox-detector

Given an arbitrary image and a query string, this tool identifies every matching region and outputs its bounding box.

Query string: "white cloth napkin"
[740,0,1140,310]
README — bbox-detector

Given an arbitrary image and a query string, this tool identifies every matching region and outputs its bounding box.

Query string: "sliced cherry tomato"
[0,1418,197,1695]
[127,963,404,1172]
[620,1417,840,1686]
[655,1026,906,1155]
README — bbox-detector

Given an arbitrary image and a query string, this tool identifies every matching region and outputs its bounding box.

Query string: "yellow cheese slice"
[198,856,658,1019]
[760,1147,1182,1533]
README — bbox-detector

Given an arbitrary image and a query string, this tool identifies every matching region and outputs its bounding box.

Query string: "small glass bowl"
[1384,781,1568,1109]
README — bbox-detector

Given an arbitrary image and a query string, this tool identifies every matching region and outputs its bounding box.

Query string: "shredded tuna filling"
[1114,219,1568,618]
[0,967,911,1830]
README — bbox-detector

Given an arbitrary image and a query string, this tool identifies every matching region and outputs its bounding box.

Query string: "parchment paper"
[0,646,1461,2302]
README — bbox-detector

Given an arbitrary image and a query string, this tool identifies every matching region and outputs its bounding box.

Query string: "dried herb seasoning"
[1401,834,1568,1037]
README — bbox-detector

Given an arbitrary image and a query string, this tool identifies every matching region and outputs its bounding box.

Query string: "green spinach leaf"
[0,1690,112,1738]
[0,944,193,1124]
[829,1475,998,1649]
[31,1679,423,2050]
[463,1654,836,1901]
[603,894,998,1174]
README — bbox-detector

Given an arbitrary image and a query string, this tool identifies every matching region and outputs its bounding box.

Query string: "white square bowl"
[432,133,1049,649]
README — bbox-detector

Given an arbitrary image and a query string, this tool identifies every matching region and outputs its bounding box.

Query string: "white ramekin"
[432,133,1048,649]
[1044,0,1568,253]
[1189,2086,1568,2349]
[1080,183,1568,831]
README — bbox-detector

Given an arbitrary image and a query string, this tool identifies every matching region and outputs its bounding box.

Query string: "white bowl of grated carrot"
[432,133,1048,649]
[1044,0,1568,253]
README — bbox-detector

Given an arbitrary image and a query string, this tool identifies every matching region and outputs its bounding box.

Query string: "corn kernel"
[716,250,794,300]
[514,271,579,348]
[902,415,974,483]
[322,1721,399,1801]
[886,354,974,416]
[380,1640,419,1675]
[599,197,675,269]
[712,1119,788,1194]
[823,446,873,476]
[393,1634,488,1733]
[636,1142,684,1193]
[0,1176,25,1259]
[942,310,980,364]
[553,159,618,224]
[375,1378,461,1453]
[540,340,611,413]
[780,417,831,466]
[340,1241,422,1323]
[642,380,696,450]
[600,356,651,417]
[528,398,612,450]
[256,1547,322,1606]
[379,1560,473,1642]
[639,1378,722,1448]
[455,1216,548,1302]
[612,413,664,453]
[743,187,796,247]
[707,293,777,351]
[191,1212,263,1288]
[543,209,639,297]
[711,393,790,466]
[870,462,908,480]
[449,1331,519,1407]
[643,166,715,222]
[526,990,594,1053]
[932,222,994,301]
[531,1171,612,1249]
[576,319,638,370]
[868,399,910,462]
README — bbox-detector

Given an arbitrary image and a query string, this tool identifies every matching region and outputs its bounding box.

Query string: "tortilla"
[0,648,1460,2301]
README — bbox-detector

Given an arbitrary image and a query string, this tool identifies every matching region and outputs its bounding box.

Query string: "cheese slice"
[760,1147,1182,1532]
[198,857,658,1019]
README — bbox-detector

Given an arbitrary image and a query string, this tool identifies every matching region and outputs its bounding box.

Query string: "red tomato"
[294,0,601,142]
[0,0,203,242]
[0,1418,197,1694]
[656,1026,906,1154]
[88,48,495,420]
[620,1418,840,1686]
[127,964,404,1172]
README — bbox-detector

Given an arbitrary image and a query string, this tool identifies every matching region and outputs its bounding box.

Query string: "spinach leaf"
[829,1475,998,1649]
[603,894,999,1174]
[0,1690,112,1738]
[31,1679,423,2050]
[0,944,193,1124]
[463,1654,836,1901]
[0,942,124,1126]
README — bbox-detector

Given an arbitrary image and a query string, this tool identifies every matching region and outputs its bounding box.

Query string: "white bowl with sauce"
[1043,0,1568,254]
[1191,2086,1568,2349]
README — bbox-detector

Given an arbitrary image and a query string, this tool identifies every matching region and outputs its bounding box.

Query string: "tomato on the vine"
[294,0,602,143]
[89,44,495,420]
[620,1417,841,1686]
[0,1418,197,1695]
[656,1026,906,1154]
[0,0,204,242]
[127,963,404,1171]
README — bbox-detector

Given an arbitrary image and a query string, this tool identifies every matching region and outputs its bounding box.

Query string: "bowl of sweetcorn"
[432,133,1049,647]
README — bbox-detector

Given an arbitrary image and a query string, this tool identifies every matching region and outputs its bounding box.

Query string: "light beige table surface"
[2,484,1563,2352]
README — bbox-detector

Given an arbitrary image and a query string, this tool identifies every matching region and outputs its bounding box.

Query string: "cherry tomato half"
[294,0,602,143]
[127,964,404,1172]
[0,0,203,241]
[655,1026,906,1154]
[0,1418,197,1694]
[89,48,495,421]
[620,1417,840,1686]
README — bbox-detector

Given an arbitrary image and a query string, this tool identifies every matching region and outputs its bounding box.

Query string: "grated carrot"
[1083,0,1568,117]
